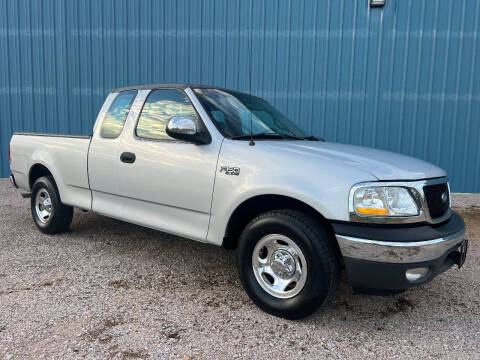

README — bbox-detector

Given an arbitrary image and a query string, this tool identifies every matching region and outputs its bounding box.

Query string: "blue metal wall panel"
[1,0,479,192]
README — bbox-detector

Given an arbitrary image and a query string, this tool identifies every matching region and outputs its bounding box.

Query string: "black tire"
[31,176,73,234]
[237,209,340,319]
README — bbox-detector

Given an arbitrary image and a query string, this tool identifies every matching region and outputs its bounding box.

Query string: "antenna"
[248,0,255,146]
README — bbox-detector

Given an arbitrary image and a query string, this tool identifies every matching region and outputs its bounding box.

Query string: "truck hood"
[264,141,446,181]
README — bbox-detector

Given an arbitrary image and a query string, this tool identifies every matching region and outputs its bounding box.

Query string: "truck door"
[88,90,138,218]
[115,88,222,241]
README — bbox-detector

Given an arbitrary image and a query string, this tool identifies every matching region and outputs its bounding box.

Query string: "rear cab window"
[100,90,137,138]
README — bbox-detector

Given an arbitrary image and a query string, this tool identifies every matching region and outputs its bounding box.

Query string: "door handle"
[120,152,136,164]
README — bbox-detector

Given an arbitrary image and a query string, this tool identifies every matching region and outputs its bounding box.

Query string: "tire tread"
[238,209,340,319]
[31,176,73,234]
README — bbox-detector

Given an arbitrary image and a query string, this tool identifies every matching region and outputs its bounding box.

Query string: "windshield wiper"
[230,133,324,141]
[301,135,324,141]
[230,132,295,140]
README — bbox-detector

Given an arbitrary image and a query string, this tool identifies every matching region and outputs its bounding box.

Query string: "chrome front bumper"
[336,229,466,264]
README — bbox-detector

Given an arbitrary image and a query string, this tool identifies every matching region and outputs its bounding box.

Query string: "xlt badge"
[220,166,240,176]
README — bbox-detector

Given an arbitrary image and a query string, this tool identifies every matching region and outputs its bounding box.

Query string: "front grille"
[423,182,449,219]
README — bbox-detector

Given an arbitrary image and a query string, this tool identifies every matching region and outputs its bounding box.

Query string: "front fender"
[206,140,377,245]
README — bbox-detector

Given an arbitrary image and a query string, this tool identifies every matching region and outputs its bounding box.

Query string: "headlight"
[352,186,419,217]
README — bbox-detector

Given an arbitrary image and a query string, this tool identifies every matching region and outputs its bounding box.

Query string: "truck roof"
[112,83,223,93]
[111,83,263,100]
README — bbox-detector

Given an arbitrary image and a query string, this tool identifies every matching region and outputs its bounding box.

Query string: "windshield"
[193,88,310,139]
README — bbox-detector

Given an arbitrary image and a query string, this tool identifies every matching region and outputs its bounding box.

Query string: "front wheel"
[237,210,340,319]
[31,176,73,234]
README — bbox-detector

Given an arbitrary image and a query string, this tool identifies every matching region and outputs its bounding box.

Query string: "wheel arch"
[29,163,55,190]
[222,194,339,255]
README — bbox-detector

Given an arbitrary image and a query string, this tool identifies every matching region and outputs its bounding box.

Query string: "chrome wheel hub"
[35,189,52,223]
[271,250,296,279]
[252,234,307,299]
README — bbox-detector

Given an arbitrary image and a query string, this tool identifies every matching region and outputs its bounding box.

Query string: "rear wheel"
[31,176,73,234]
[237,209,340,319]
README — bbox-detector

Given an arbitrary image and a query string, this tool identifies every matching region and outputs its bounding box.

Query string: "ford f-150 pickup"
[9,83,467,319]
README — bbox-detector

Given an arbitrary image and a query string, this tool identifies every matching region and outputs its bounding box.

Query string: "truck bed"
[9,132,92,210]
[14,132,91,139]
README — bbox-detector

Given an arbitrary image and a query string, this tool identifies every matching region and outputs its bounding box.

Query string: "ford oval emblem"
[441,192,448,203]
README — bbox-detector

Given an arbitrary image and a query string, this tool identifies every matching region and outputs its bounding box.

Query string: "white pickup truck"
[9,84,467,319]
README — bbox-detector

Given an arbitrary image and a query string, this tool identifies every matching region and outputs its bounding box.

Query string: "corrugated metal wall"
[1,0,479,192]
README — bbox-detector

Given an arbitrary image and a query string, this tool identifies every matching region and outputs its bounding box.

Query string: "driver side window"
[136,89,198,141]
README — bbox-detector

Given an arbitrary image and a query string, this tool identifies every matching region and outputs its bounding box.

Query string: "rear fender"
[29,151,65,199]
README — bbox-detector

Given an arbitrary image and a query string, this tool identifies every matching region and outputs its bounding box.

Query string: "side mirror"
[166,116,210,144]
